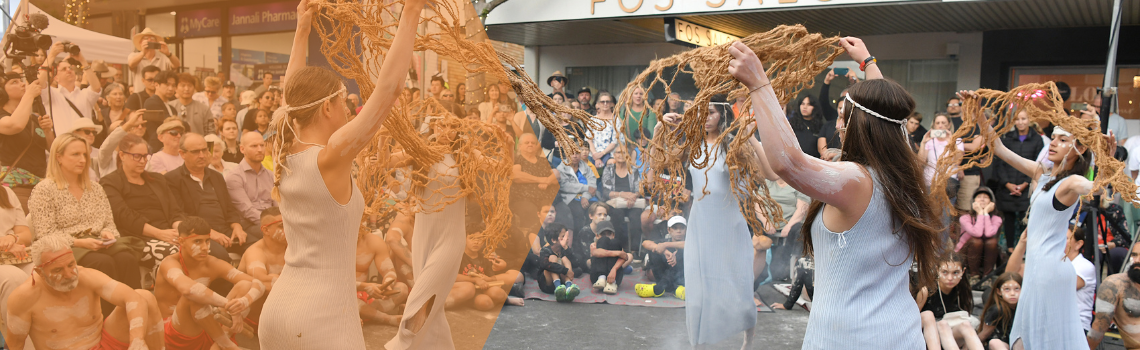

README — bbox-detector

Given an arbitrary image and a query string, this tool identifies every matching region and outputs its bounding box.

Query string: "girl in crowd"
[252,109,271,137]
[956,187,1001,283]
[217,116,244,163]
[730,37,940,348]
[656,94,757,348]
[259,0,422,347]
[241,90,276,133]
[977,272,1022,350]
[789,94,824,158]
[0,74,49,214]
[993,110,1042,252]
[916,253,983,350]
[478,84,508,123]
[590,91,618,168]
[964,88,1113,349]
[30,134,140,294]
[618,85,657,145]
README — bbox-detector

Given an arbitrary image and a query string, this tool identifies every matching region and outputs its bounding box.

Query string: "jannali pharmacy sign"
[486,0,928,25]
[230,1,300,35]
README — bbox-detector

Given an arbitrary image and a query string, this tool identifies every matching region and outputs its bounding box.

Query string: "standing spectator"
[165,132,256,261]
[38,42,101,137]
[439,89,462,117]
[547,71,567,97]
[238,90,256,111]
[101,133,184,284]
[90,60,118,88]
[454,83,466,107]
[478,84,508,123]
[555,150,596,231]
[252,72,275,97]
[146,117,184,174]
[168,73,212,135]
[192,76,228,119]
[664,92,685,114]
[590,91,618,168]
[221,80,237,105]
[429,75,445,99]
[789,95,824,159]
[142,70,179,152]
[636,215,686,299]
[216,116,243,163]
[617,86,656,145]
[0,75,50,214]
[905,113,927,151]
[125,65,160,111]
[510,133,559,231]
[29,133,140,290]
[993,110,1043,252]
[945,97,986,212]
[917,113,963,188]
[96,83,130,147]
[576,87,595,115]
[221,101,238,121]
[956,187,1001,284]
[600,145,645,257]
[1067,225,1096,334]
[225,131,276,230]
[127,28,180,93]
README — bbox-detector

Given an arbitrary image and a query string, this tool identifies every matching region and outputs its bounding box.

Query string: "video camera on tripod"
[3,13,51,59]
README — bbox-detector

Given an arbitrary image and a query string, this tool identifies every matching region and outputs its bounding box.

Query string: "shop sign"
[231,48,266,65]
[178,8,222,38]
[230,1,300,35]
[665,18,738,47]
[486,0,926,25]
[255,63,288,79]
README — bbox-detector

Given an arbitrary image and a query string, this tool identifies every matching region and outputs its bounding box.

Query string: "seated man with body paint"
[383,204,416,288]
[154,216,264,350]
[236,207,286,332]
[355,222,410,325]
[1088,242,1140,349]
[5,235,164,350]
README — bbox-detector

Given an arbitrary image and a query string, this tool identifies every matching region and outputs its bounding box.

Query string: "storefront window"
[1013,66,1140,120]
[230,32,297,91]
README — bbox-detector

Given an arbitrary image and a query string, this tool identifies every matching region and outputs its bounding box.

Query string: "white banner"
[486,0,928,25]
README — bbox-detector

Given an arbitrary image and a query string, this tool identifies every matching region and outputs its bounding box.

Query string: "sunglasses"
[597,100,613,104]
[183,147,209,156]
[119,151,149,162]
[167,130,183,136]
[75,129,96,136]
[206,90,218,94]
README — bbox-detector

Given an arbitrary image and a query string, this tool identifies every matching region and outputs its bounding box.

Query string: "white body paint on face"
[43,296,90,321]
[1097,299,1117,313]
[190,245,203,256]
[7,312,30,334]
[130,317,144,329]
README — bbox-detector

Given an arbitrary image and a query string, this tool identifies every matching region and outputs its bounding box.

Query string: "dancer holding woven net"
[955,90,1117,350]
[257,0,424,348]
[729,37,941,348]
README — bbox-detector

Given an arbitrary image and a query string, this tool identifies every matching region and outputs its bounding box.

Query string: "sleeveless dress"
[683,147,756,345]
[386,154,466,350]
[259,146,367,349]
[1008,174,1084,349]
[802,170,924,349]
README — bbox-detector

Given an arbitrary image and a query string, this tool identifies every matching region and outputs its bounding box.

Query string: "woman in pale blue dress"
[729,38,943,348]
[655,96,758,348]
[967,90,1114,350]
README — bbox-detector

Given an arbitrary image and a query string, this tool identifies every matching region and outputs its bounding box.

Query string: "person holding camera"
[38,41,101,138]
[127,28,180,94]
[917,113,964,189]
[0,73,50,215]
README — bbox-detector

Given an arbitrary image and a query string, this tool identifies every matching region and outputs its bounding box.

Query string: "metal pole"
[1090,0,1123,321]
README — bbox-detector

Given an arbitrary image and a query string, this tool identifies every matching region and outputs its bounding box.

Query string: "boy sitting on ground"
[355,220,410,325]
[236,207,286,332]
[590,220,628,295]
[537,223,580,302]
[636,215,687,299]
[448,225,525,310]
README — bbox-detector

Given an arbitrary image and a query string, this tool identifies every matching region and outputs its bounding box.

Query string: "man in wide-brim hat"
[127,28,181,93]
[90,60,119,87]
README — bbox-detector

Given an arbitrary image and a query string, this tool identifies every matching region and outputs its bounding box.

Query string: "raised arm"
[319,0,425,169]
[0,79,42,135]
[960,90,1042,180]
[729,39,872,215]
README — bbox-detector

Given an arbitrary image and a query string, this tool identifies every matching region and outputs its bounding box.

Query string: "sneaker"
[567,284,580,300]
[554,285,568,301]
[594,276,607,290]
[675,285,685,300]
[635,283,663,298]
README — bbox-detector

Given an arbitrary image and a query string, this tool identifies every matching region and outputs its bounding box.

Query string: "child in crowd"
[537,223,580,302]
[589,220,627,295]
[956,187,1001,285]
[448,226,525,310]
[916,253,984,350]
[636,215,687,299]
[977,272,1021,350]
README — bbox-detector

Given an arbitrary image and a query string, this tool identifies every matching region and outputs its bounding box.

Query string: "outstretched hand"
[297,0,317,30]
[838,37,870,63]
[727,41,768,91]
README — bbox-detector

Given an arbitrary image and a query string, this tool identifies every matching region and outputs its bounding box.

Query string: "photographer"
[0,73,49,214]
[38,41,101,138]
[127,28,180,93]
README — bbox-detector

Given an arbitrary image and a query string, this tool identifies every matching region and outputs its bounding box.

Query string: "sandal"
[593,276,607,290]
[635,283,662,298]
[603,282,618,295]
[674,285,685,300]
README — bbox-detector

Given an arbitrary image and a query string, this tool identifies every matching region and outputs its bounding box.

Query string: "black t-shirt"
[984,305,1015,343]
[125,91,151,111]
[951,116,984,176]
[458,252,495,276]
[818,120,842,150]
[0,110,49,180]
[921,288,964,320]
[791,123,822,158]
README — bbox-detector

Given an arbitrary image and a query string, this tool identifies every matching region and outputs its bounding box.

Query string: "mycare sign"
[485,0,924,25]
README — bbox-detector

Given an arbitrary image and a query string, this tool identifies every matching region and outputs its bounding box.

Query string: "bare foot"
[506,297,525,306]
[771,304,785,310]
[753,298,764,307]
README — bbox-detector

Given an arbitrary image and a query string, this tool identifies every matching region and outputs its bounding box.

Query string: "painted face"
[38,250,79,292]
[180,234,212,260]
[1047,133,1079,164]
[589,206,607,224]
[998,280,1020,305]
[705,105,722,133]
[58,140,89,177]
[261,215,285,243]
[937,262,964,291]
[540,206,556,225]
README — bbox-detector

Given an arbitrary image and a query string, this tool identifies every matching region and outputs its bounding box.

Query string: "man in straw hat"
[547,70,567,98]
[128,28,181,94]
[91,60,119,88]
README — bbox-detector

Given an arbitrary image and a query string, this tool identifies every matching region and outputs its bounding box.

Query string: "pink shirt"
[956,214,1002,252]
[145,151,184,174]
[923,137,964,186]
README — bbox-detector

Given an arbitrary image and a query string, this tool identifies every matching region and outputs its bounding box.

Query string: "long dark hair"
[801,79,944,287]
[1042,138,1091,192]
[789,94,823,134]
[931,253,973,312]
[977,271,1022,334]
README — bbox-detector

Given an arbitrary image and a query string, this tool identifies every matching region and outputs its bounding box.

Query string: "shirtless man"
[154,217,264,350]
[6,235,164,350]
[1089,244,1140,349]
[236,207,286,332]
[383,205,415,287]
[355,222,409,325]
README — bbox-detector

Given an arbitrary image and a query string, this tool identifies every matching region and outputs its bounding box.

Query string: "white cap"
[667,216,687,228]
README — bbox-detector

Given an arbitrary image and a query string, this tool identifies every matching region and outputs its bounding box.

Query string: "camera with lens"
[62,42,80,56]
[3,13,52,59]
[147,42,162,50]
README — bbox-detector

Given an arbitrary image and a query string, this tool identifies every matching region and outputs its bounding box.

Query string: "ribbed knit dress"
[801,170,924,349]
[259,146,367,349]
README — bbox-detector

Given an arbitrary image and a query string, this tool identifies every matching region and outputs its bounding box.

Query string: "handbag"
[0,139,34,187]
